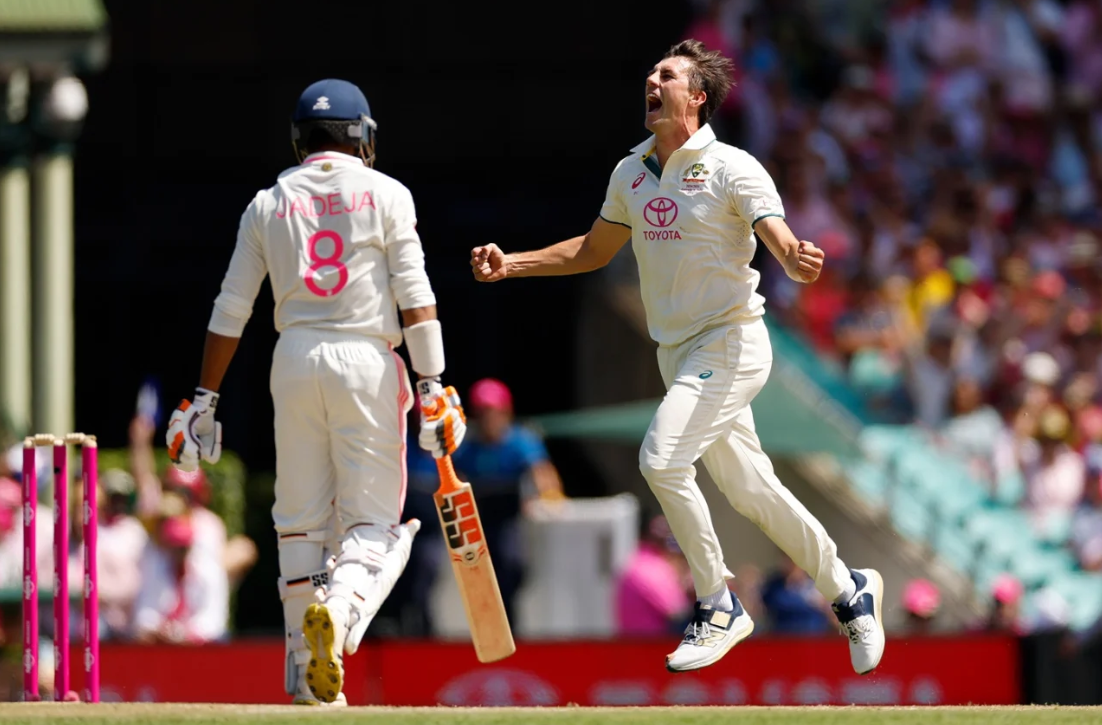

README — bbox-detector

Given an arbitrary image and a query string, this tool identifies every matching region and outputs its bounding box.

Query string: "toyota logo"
[643,197,678,227]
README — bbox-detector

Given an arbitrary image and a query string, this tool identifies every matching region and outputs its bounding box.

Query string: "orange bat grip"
[435,455,463,494]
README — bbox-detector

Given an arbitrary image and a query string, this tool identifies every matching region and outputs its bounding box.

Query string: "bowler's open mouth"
[646,93,662,112]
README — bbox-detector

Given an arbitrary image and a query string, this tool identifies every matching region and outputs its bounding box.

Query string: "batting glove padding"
[417,379,466,459]
[166,387,223,471]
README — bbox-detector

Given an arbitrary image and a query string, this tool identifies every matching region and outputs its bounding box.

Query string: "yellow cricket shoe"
[303,602,345,703]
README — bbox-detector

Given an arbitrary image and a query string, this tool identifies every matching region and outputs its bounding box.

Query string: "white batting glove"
[166,388,223,471]
[417,378,466,459]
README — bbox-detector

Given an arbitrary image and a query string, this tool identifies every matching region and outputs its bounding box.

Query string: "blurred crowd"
[679,0,1102,611]
[613,515,1055,638]
[0,406,257,697]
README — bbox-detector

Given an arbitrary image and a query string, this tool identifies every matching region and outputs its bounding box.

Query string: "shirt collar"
[630,123,716,155]
[303,151,363,165]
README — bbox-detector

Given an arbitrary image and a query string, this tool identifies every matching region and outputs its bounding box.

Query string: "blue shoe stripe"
[833,592,874,623]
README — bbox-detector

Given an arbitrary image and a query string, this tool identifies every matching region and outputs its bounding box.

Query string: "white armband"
[403,320,445,378]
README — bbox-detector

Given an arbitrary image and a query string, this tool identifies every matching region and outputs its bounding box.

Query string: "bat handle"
[435,455,463,493]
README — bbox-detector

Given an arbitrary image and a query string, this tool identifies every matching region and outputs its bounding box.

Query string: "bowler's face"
[645,56,698,132]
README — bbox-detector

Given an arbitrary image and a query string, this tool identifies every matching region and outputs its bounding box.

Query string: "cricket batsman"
[167,79,467,705]
[471,41,885,674]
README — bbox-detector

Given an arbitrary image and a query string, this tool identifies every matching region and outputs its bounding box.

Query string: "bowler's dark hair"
[663,39,735,126]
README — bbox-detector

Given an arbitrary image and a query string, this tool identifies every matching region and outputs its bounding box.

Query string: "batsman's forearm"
[400,304,437,328]
[506,235,603,277]
[198,331,241,392]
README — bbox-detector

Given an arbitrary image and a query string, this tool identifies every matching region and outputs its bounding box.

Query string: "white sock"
[835,577,857,605]
[699,587,734,611]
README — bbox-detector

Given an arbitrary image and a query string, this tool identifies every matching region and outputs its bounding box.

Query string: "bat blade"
[435,481,516,663]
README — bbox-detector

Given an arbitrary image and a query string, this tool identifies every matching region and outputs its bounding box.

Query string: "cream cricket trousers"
[270,328,413,535]
[639,319,851,602]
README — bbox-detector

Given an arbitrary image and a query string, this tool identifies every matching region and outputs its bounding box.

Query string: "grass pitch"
[0,704,1101,725]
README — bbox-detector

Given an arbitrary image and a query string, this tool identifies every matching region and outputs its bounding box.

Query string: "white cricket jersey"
[599,124,785,347]
[208,151,436,346]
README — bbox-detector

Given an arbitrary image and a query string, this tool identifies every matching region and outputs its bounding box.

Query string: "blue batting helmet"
[290,79,377,166]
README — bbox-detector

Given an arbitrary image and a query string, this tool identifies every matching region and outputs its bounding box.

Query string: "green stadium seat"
[1008,547,1073,589]
[932,521,977,574]
[859,425,922,464]
[1034,511,1073,547]
[843,457,889,504]
[915,470,986,525]
[1049,572,1102,631]
[890,485,932,543]
[966,508,1037,572]
[992,470,1026,507]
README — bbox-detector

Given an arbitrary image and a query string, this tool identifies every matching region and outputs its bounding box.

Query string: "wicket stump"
[22,433,99,703]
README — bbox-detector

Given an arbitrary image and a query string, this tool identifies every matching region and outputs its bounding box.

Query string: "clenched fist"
[471,244,508,282]
[792,241,825,283]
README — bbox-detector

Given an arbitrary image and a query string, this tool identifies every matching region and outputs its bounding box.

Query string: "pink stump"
[53,443,69,701]
[82,443,99,703]
[22,443,38,702]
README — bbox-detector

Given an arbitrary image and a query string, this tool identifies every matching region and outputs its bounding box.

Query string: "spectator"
[901,578,941,634]
[131,410,257,591]
[1021,404,1086,537]
[760,553,834,635]
[833,272,908,408]
[448,378,564,627]
[133,495,229,644]
[940,376,1005,483]
[77,469,147,641]
[0,455,22,593]
[162,465,257,590]
[904,318,958,429]
[984,573,1026,634]
[614,514,693,637]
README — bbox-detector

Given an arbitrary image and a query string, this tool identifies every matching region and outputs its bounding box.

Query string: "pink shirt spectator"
[68,514,148,637]
[133,518,229,643]
[190,505,227,568]
[1022,442,1086,529]
[615,543,690,636]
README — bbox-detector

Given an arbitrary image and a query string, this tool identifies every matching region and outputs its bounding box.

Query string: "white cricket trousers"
[270,327,413,535]
[639,319,851,602]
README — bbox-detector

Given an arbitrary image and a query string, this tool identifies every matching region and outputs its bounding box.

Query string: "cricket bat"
[432,453,517,663]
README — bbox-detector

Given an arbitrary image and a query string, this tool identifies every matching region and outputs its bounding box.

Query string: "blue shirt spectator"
[760,555,834,635]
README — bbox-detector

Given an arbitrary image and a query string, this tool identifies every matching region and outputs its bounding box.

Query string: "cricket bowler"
[167,79,467,704]
[470,41,885,674]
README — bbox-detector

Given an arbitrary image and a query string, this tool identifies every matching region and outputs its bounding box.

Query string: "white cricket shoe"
[665,599,754,673]
[303,602,346,703]
[831,568,886,675]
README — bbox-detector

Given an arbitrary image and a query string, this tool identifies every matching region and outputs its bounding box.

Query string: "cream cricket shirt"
[208,151,436,345]
[599,124,785,347]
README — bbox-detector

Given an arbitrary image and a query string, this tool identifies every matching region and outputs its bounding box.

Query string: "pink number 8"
[303,230,348,297]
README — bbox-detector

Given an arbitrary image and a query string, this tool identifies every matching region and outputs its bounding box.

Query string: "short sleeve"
[598,159,631,228]
[725,153,785,227]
